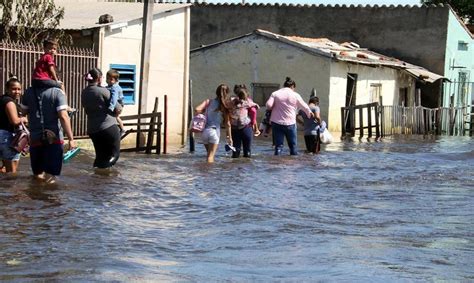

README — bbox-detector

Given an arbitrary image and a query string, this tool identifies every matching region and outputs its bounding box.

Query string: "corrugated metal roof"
[53,1,190,30]
[255,29,444,83]
[192,29,444,83]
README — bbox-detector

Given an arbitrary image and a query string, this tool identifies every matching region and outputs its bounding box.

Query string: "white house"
[190,29,443,133]
[55,0,191,147]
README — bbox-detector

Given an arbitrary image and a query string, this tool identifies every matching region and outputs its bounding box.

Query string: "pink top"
[229,97,259,128]
[32,53,55,80]
[266,87,312,126]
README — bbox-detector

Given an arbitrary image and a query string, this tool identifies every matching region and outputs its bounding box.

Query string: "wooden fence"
[341,102,381,138]
[381,105,473,136]
[120,97,162,154]
[0,40,98,138]
[341,103,473,137]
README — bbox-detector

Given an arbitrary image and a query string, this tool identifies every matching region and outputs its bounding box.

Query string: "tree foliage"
[421,0,474,24]
[0,0,71,44]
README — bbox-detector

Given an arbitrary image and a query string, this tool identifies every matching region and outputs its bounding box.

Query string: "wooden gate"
[0,40,98,138]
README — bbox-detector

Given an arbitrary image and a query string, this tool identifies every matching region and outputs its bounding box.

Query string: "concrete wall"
[328,61,415,132]
[191,3,450,75]
[101,7,190,146]
[191,34,416,132]
[442,12,474,107]
[190,34,331,120]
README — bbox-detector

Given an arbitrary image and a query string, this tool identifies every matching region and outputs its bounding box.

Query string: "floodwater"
[1,135,473,281]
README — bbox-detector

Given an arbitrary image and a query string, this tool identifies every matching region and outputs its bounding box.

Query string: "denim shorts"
[0,129,21,161]
[201,127,220,145]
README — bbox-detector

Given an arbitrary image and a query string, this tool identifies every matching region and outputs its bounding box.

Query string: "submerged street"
[1,136,473,281]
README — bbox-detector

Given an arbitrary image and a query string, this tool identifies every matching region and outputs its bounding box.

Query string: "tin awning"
[404,68,445,83]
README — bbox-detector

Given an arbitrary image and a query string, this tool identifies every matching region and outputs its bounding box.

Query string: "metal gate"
[0,40,98,138]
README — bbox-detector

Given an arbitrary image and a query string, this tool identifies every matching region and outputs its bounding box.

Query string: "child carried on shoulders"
[31,38,75,113]
[32,38,64,91]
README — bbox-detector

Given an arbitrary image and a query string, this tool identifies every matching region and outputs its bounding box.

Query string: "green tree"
[0,0,70,44]
[421,0,474,24]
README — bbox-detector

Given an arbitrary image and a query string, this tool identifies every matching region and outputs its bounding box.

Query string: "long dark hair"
[283,77,296,88]
[215,84,229,113]
[234,88,249,106]
[85,68,103,83]
[233,84,247,95]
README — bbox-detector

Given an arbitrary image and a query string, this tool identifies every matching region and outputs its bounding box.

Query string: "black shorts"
[30,143,63,176]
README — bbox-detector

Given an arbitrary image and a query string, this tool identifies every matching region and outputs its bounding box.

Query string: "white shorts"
[201,127,220,145]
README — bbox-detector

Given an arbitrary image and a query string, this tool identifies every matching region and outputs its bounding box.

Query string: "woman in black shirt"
[0,76,28,174]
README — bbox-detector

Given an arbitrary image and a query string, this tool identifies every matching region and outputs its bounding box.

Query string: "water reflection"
[1,136,473,281]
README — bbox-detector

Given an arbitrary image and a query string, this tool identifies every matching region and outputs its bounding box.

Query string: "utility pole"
[137,0,154,148]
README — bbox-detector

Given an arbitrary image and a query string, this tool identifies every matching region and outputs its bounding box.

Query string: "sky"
[201,0,422,5]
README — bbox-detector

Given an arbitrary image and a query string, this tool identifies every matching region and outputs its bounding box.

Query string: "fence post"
[163,94,168,154]
[375,104,380,138]
[156,113,161,155]
[146,97,159,154]
[341,107,346,138]
[189,79,195,152]
[367,105,372,138]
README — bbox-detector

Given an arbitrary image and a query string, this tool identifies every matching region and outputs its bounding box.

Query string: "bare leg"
[2,160,19,174]
[206,143,218,163]
[253,124,261,137]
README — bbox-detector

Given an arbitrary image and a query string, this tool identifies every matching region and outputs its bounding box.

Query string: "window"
[399,87,408,107]
[251,83,279,106]
[110,64,136,105]
[458,41,468,51]
[370,83,381,103]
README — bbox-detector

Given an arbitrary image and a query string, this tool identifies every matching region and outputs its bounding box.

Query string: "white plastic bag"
[320,129,333,144]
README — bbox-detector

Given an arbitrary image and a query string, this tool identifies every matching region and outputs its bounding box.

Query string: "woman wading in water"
[195,84,232,163]
[0,76,28,174]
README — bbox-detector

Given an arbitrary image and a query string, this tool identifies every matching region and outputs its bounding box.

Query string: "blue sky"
[202,0,421,5]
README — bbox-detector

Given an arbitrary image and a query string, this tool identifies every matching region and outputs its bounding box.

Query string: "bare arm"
[195,99,209,114]
[48,65,59,81]
[296,113,304,126]
[5,102,27,126]
[296,95,313,119]
[314,111,321,124]
[58,110,76,149]
[265,94,275,110]
[224,110,233,145]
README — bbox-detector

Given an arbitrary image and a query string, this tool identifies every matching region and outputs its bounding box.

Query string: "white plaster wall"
[328,62,415,132]
[190,35,331,121]
[191,35,416,134]
[101,8,189,146]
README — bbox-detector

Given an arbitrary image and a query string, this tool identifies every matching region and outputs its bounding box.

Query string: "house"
[190,3,473,111]
[190,30,443,133]
[55,0,191,147]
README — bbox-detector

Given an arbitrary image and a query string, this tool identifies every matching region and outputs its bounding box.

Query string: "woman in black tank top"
[0,76,28,174]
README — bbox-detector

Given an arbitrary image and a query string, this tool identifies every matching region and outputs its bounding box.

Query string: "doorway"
[345,73,357,134]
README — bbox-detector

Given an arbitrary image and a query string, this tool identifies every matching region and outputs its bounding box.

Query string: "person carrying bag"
[0,76,28,174]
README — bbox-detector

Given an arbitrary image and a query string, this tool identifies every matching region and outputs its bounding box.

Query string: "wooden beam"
[137,0,154,149]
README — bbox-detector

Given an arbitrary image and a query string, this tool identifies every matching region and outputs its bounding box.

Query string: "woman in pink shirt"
[265,77,313,155]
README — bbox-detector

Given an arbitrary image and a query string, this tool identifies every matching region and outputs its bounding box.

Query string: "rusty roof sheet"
[255,29,444,83]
